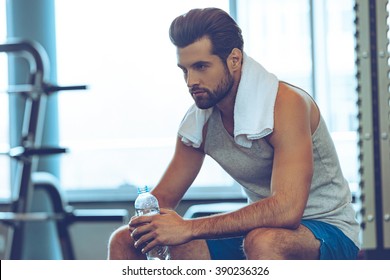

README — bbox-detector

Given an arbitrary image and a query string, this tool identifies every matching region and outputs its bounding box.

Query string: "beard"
[190,68,234,109]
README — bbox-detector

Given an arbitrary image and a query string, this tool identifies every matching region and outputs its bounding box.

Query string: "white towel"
[178,53,279,148]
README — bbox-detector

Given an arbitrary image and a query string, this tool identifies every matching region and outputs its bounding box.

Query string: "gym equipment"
[0,39,129,259]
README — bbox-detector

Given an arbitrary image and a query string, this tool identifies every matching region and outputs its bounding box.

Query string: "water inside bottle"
[147,245,171,260]
[135,207,160,216]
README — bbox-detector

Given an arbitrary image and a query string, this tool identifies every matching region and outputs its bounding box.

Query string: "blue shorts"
[206,219,359,260]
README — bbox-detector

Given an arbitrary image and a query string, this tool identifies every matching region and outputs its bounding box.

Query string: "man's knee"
[108,225,131,247]
[107,225,137,259]
[243,228,284,259]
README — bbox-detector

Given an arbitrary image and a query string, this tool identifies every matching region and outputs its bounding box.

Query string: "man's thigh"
[191,226,319,260]
[244,224,321,259]
[245,220,358,260]
[301,219,359,260]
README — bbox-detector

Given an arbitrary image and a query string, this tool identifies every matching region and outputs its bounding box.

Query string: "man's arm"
[151,136,206,210]
[131,84,316,252]
[188,84,315,238]
[130,136,205,252]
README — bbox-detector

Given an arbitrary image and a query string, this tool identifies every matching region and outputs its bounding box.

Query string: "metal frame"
[0,39,128,259]
[375,0,390,250]
[355,0,390,256]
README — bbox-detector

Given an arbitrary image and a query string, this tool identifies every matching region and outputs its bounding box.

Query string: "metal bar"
[367,0,385,251]
[355,0,378,249]
[0,39,49,83]
[375,0,390,249]
[0,39,50,259]
[0,212,65,222]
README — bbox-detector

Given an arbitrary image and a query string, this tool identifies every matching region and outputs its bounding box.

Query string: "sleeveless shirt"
[204,108,361,248]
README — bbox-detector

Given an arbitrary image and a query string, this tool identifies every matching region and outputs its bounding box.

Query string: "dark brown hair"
[169,8,244,63]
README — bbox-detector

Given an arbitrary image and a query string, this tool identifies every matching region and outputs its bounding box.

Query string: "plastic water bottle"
[134,186,170,260]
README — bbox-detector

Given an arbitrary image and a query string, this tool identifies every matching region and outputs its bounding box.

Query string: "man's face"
[177,37,234,109]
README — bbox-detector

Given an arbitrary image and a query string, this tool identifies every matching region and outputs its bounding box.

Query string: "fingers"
[132,224,161,255]
[128,216,136,234]
[129,215,152,227]
[139,239,159,254]
[129,215,152,238]
[128,210,179,255]
[133,230,153,248]
[131,221,149,238]
[130,218,157,249]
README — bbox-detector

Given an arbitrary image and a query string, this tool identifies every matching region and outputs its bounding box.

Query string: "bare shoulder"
[274,82,320,135]
[276,82,312,111]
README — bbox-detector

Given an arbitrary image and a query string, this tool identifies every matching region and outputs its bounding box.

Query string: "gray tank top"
[204,108,360,248]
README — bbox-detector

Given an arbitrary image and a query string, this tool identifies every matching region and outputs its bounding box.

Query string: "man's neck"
[217,65,242,132]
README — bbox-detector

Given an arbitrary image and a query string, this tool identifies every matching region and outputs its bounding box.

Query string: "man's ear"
[228,48,243,70]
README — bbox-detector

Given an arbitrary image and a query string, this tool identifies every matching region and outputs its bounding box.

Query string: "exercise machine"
[0,39,128,259]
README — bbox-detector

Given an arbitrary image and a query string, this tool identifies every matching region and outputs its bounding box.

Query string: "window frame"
[2,0,360,203]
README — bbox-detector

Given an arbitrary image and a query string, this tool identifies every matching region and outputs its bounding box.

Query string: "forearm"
[189,195,302,240]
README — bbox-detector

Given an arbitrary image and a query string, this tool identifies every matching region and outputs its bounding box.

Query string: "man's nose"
[186,70,200,88]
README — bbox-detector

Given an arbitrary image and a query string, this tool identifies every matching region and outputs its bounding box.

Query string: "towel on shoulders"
[178,53,279,148]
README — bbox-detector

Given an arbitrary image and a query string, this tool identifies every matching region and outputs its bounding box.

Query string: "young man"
[108,7,360,260]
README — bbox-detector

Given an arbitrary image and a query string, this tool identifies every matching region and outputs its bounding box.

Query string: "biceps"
[270,137,313,209]
[170,137,205,182]
[274,140,313,183]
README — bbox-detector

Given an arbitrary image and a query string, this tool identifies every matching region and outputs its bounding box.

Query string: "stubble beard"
[192,70,234,110]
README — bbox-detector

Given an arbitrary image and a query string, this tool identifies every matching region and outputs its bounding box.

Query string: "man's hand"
[129,208,193,254]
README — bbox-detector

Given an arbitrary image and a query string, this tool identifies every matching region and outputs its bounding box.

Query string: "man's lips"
[191,89,207,95]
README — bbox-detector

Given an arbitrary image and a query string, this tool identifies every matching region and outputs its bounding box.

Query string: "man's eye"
[196,64,207,70]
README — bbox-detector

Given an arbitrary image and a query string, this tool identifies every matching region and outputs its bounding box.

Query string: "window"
[0,0,11,199]
[56,0,359,199]
[55,0,235,198]
[317,0,359,193]
[237,0,359,193]
[237,0,312,91]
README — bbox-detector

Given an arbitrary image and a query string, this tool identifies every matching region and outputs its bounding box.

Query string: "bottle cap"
[137,185,149,194]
